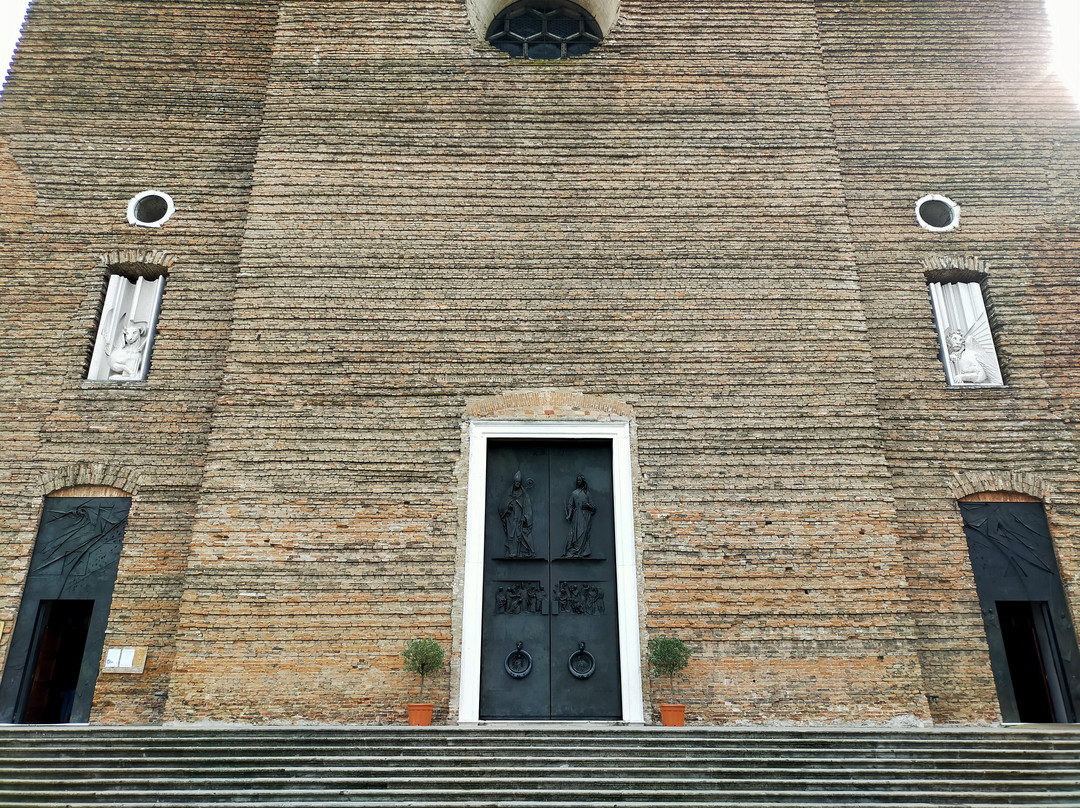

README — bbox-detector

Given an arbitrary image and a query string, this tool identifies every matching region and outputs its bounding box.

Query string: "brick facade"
[1,0,1078,726]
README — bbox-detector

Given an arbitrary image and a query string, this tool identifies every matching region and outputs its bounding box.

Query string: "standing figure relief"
[499,471,535,558]
[562,474,596,558]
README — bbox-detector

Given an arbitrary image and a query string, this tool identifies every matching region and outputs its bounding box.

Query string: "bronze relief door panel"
[479,440,621,720]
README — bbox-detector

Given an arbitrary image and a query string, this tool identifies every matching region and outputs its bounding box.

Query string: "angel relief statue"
[929,280,1003,387]
[103,314,150,380]
[87,274,165,382]
[944,327,1002,386]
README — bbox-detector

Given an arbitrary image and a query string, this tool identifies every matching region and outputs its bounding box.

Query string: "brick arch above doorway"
[97,248,176,279]
[949,470,1051,505]
[35,462,143,498]
[465,388,633,421]
[960,491,1043,503]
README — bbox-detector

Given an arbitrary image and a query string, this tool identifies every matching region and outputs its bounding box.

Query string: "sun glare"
[1046,0,1080,104]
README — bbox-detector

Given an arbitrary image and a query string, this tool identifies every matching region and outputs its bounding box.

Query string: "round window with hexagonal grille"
[486,0,602,60]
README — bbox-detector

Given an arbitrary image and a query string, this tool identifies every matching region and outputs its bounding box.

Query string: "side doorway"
[479,440,621,719]
[0,496,130,724]
[960,498,1080,723]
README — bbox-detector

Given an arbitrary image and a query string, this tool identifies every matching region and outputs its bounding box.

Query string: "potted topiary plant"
[648,635,691,726]
[402,638,445,726]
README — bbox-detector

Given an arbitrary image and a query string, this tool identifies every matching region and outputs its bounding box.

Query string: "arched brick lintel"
[35,462,143,498]
[920,254,991,284]
[97,248,176,280]
[948,470,1051,504]
[464,388,633,421]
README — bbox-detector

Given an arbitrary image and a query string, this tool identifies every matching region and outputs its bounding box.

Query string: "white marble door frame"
[458,420,644,723]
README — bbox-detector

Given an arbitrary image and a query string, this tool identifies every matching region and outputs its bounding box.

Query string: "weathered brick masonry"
[0,0,278,722]
[817,1,1080,721]
[0,0,1078,725]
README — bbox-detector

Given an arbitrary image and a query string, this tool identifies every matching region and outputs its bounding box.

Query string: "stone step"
[2,727,1076,737]
[1,732,1076,745]
[2,742,1076,756]
[1,772,1077,790]
[1,726,1076,807]
[10,729,1066,735]
[2,747,1077,765]
[2,799,1080,803]
[3,735,1078,750]
[0,786,1077,806]
[2,738,1077,750]
[4,803,1079,808]
[3,758,1078,774]
[2,756,1080,769]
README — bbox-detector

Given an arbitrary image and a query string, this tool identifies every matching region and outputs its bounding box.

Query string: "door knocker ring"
[568,642,595,679]
[505,641,533,679]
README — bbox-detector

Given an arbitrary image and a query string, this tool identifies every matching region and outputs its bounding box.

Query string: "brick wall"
[1,0,1077,725]
[0,0,279,722]
[816,0,1080,722]
[164,0,928,724]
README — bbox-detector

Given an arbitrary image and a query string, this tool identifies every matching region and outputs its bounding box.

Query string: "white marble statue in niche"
[104,319,150,379]
[929,280,1002,386]
[87,274,164,381]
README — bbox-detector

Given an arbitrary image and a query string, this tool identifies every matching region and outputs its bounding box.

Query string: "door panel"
[480,440,620,720]
[481,443,550,719]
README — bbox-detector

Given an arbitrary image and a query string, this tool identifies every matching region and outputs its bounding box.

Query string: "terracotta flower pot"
[659,703,686,727]
[407,703,433,726]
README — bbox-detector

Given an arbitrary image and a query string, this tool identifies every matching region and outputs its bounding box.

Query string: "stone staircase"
[0,725,1078,807]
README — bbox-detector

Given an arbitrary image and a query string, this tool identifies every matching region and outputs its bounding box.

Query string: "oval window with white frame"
[915,194,960,232]
[127,190,175,228]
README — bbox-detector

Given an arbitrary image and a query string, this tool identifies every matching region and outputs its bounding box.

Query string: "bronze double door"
[479,439,621,720]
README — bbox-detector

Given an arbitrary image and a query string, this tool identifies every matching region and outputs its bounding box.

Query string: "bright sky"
[0,0,1078,100]
[1,0,31,95]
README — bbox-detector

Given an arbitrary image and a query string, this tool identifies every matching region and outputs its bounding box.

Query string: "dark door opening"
[961,500,1080,723]
[0,496,130,724]
[20,600,95,724]
[997,601,1075,723]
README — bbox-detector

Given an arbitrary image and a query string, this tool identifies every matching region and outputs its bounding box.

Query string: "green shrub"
[647,636,691,701]
[402,639,445,699]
